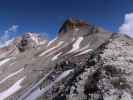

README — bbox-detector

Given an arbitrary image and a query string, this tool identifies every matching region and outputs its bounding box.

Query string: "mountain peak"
[58,18,107,37]
[58,18,89,36]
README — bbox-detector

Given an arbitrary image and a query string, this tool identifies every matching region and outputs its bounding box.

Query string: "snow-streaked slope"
[51,52,62,61]
[0,58,11,66]
[19,70,54,100]
[39,47,57,57]
[0,18,123,100]
[67,37,83,53]
[46,42,69,58]
[25,69,73,100]
[0,68,24,84]
[39,41,64,56]
[0,77,25,100]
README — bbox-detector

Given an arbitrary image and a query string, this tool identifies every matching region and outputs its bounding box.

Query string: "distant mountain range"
[0,18,133,100]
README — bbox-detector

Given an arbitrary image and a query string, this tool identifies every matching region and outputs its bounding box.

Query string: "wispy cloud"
[0,25,19,48]
[0,39,14,48]
[119,13,133,37]
[4,25,19,34]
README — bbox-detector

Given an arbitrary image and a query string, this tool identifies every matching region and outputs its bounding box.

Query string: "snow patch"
[24,69,73,100]
[0,68,24,84]
[51,52,62,61]
[26,32,41,45]
[20,70,53,100]
[39,47,57,57]
[67,37,83,53]
[0,77,25,100]
[24,88,42,100]
[56,69,73,82]
[39,41,64,56]
[75,49,92,56]
[47,37,57,47]
[0,58,11,66]
[45,42,68,58]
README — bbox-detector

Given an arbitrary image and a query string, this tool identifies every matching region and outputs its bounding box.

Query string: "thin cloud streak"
[0,25,19,48]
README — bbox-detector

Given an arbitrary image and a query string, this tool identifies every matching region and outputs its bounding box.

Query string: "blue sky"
[0,0,133,40]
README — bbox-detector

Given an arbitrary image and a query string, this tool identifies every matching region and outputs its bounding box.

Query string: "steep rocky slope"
[0,18,133,100]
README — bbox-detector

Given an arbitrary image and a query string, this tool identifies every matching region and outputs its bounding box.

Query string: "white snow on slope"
[24,69,73,100]
[0,68,24,84]
[24,88,42,100]
[0,58,11,66]
[28,33,40,45]
[39,41,64,56]
[67,37,84,54]
[46,42,69,58]
[47,37,57,47]
[51,52,62,61]
[55,69,73,82]
[75,49,92,56]
[0,77,25,100]
[19,70,53,100]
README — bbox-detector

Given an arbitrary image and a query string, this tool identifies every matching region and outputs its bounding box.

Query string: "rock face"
[0,19,133,100]
[58,18,89,36]
[16,32,48,52]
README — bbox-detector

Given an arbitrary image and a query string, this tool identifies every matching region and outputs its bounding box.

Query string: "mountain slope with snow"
[0,18,133,100]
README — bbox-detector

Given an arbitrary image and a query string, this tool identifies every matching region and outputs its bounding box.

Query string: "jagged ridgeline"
[0,18,133,100]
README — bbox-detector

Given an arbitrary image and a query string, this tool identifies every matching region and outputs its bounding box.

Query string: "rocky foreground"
[0,18,133,100]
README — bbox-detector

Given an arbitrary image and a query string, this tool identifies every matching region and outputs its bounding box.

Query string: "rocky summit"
[0,18,133,100]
